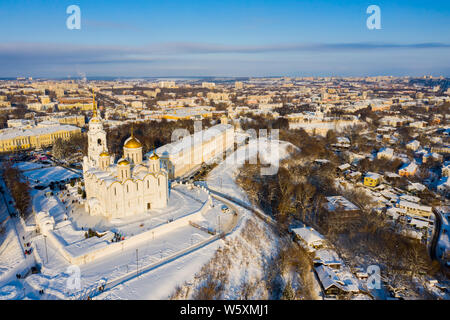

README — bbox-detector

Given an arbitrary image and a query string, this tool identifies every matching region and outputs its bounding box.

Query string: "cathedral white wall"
[85,171,169,219]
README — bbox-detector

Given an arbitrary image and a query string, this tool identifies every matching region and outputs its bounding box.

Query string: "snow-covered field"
[22,166,80,186]
[164,138,304,299]
[0,203,27,287]
[207,138,295,202]
[0,178,34,296]
[0,180,236,299]
[12,161,51,172]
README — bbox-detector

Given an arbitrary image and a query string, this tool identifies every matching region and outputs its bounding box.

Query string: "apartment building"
[0,124,81,152]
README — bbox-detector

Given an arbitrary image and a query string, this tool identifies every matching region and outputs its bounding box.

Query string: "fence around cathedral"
[34,183,214,267]
[69,189,240,300]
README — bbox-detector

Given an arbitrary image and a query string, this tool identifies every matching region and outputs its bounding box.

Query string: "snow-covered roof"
[410,218,429,229]
[378,147,394,156]
[365,172,381,180]
[348,171,361,178]
[397,200,432,213]
[337,137,350,144]
[384,172,401,178]
[407,183,426,192]
[315,264,360,293]
[338,163,351,171]
[0,124,80,140]
[314,249,342,266]
[152,123,232,158]
[406,140,420,146]
[291,227,325,246]
[399,162,418,173]
[400,194,421,203]
[381,190,398,200]
[325,196,359,212]
[387,206,406,219]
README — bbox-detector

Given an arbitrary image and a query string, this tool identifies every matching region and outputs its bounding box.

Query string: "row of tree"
[2,163,31,219]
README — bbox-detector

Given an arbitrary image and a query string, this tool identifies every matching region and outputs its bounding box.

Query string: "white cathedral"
[82,91,169,219]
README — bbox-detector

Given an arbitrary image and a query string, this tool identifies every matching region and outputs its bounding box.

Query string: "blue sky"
[0,0,449,77]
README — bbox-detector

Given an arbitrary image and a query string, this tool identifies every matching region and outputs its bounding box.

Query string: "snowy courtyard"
[0,160,238,300]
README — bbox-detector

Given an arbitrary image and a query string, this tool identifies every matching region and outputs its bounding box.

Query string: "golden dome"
[124,136,142,149]
[100,151,109,157]
[118,159,130,166]
[149,152,159,160]
[90,117,101,123]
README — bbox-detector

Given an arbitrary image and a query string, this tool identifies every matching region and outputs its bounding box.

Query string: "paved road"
[194,182,278,230]
[429,208,450,276]
[430,208,443,261]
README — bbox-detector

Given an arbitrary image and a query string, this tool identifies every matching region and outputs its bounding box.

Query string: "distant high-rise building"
[158,81,176,88]
[202,82,215,89]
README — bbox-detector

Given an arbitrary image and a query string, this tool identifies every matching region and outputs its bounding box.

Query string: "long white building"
[149,118,234,179]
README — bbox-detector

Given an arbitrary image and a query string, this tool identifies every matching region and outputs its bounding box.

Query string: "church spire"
[92,88,98,117]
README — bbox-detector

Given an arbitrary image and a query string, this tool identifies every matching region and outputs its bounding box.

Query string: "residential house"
[377,147,394,160]
[398,162,418,177]
[396,200,433,218]
[406,140,420,151]
[364,172,381,187]
[315,264,360,297]
[291,226,326,252]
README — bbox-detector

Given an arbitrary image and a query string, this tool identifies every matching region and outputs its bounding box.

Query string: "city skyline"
[1,0,450,77]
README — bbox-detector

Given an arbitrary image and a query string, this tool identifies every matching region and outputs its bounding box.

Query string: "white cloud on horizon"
[1,41,449,77]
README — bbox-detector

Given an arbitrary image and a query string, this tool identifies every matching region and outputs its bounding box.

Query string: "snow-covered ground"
[21,166,80,187]
[0,176,36,298]
[12,161,52,172]
[164,138,311,299]
[207,138,295,202]
[0,179,236,299]
[0,196,27,286]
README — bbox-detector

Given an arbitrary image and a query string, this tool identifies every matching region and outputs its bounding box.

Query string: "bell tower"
[87,89,108,167]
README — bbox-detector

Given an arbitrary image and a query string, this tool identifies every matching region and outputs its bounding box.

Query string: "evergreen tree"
[281,281,295,300]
